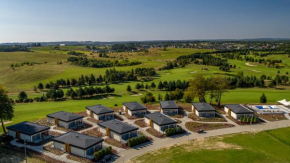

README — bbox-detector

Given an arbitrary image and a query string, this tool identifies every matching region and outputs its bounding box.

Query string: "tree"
[18,91,27,101]
[210,77,229,106]
[140,92,155,103]
[158,93,163,101]
[188,75,207,102]
[260,93,267,103]
[0,84,14,133]
[183,91,194,103]
[164,92,170,100]
[135,83,141,90]
[127,85,132,92]
[37,83,44,90]
[151,82,156,89]
[158,81,163,90]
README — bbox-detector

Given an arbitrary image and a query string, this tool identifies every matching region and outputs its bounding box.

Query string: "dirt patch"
[183,138,242,151]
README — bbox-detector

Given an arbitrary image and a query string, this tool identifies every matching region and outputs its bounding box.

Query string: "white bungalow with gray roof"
[122,102,147,117]
[52,132,103,159]
[7,121,50,143]
[224,104,254,120]
[47,111,83,129]
[145,113,177,133]
[160,101,179,115]
[86,105,114,121]
[192,102,216,117]
[98,119,138,143]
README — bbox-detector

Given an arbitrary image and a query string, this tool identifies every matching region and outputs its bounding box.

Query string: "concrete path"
[10,140,79,163]
[113,119,290,163]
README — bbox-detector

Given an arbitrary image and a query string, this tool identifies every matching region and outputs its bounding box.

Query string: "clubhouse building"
[224,104,254,119]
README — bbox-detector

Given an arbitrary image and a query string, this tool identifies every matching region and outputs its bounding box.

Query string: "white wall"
[111,131,121,141]
[144,117,150,124]
[71,146,86,158]
[8,130,16,138]
[195,110,199,116]
[224,106,229,113]
[153,123,161,132]
[58,120,69,128]
[86,109,90,115]
[20,133,32,142]
[128,110,147,116]
[54,141,65,151]
[48,117,54,123]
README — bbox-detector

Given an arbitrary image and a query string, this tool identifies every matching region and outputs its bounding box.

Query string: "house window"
[122,133,129,140]
[86,147,94,155]
[130,131,137,138]
[32,134,40,141]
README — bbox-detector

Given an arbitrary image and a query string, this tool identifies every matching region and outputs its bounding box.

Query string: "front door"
[16,131,20,139]
[65,143,71,154]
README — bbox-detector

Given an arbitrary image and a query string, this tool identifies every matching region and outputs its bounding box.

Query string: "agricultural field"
[132,127,290,163]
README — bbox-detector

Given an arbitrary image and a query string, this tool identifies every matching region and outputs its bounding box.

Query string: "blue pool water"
[269,106,278,109]
[256,106,263,109]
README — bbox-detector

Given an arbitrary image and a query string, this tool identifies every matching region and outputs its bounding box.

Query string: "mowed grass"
[132,127,290,163]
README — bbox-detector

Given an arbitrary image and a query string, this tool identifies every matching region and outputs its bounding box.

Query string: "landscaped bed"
[226,116,262,125]
[146,128,166,138]
[134,119,148,127]
[53,122,93,132]
[138,131,153,141]
[49,131,62,137]
[188,113,227,122]
[257,114,287,121]
[114,114,124,121]
[75,111,88,117]
[81,127,104,137]
[143,104,159,110]
[86,117,101,123]
[124,113,138,120]
[33,118,54,127]
[104,138,128,149]
[178,103,192,112]
[185,122,235,131]
[66,154,94,163]
[43,144,64,156]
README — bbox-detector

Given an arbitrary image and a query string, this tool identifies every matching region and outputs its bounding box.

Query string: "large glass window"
[86,147,94,155]
[122,133,129,140]
[32,134,40,141]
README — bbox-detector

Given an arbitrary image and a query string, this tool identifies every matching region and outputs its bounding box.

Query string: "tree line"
[67,56,141,68]
[0,45,29,52]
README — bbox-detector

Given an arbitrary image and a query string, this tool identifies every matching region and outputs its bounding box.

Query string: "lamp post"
[122,155,125,163]
[24,139,27,163]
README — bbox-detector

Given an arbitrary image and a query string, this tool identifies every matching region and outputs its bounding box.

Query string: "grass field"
[2,46,290,134]
[132,127,290,163]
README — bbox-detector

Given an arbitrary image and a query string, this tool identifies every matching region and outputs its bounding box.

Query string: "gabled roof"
[122,102,147,111]
[225,104,253,114]
[86,105,114,115]
[160,101,179,109]
[192,102,215,112]
[145,113,177,126]
[52,131,103,149]
[98,119,138,134]
[47,111,83,122]
[6,121,50,136]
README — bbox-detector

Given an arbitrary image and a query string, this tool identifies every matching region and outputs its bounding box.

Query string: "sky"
[0,0,290,42]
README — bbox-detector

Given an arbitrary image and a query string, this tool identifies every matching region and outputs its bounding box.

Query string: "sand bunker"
[245,63,257,67]
[190,71,197,74]
[131,93,143,96]
[251,70,261,73]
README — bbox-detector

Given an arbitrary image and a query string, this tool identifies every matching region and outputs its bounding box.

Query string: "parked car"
[195,129,205,134]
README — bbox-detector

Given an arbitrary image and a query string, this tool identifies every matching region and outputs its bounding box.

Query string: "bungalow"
[98,119,138,143]
[52,132,103,159]
[160,101,179,115]
[122,102,147,117]
[7,121,50,144]
[192,102,216,117]
[47,111,83,129]
[224,104,254,119]
[86,105,114,121]
[145,113,177,133]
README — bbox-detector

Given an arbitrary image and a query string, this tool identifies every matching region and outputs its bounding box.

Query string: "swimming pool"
[256,106,278,109]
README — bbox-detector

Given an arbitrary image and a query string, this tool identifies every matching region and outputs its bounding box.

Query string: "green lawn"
[132,127,290,163]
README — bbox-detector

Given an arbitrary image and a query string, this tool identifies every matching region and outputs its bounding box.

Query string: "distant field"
[132,127,290,163]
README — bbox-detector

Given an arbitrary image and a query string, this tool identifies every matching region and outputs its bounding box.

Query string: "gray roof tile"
[192,102,215,112]
[123,102,147,111]
[47,111,83,122]
[98,119,138,134]
[145,113,177,126]
[160,101,179,109]
[6,121,49,135]
[86,105,114,115]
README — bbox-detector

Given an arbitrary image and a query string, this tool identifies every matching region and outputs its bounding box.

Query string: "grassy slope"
[133,127,290,163]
